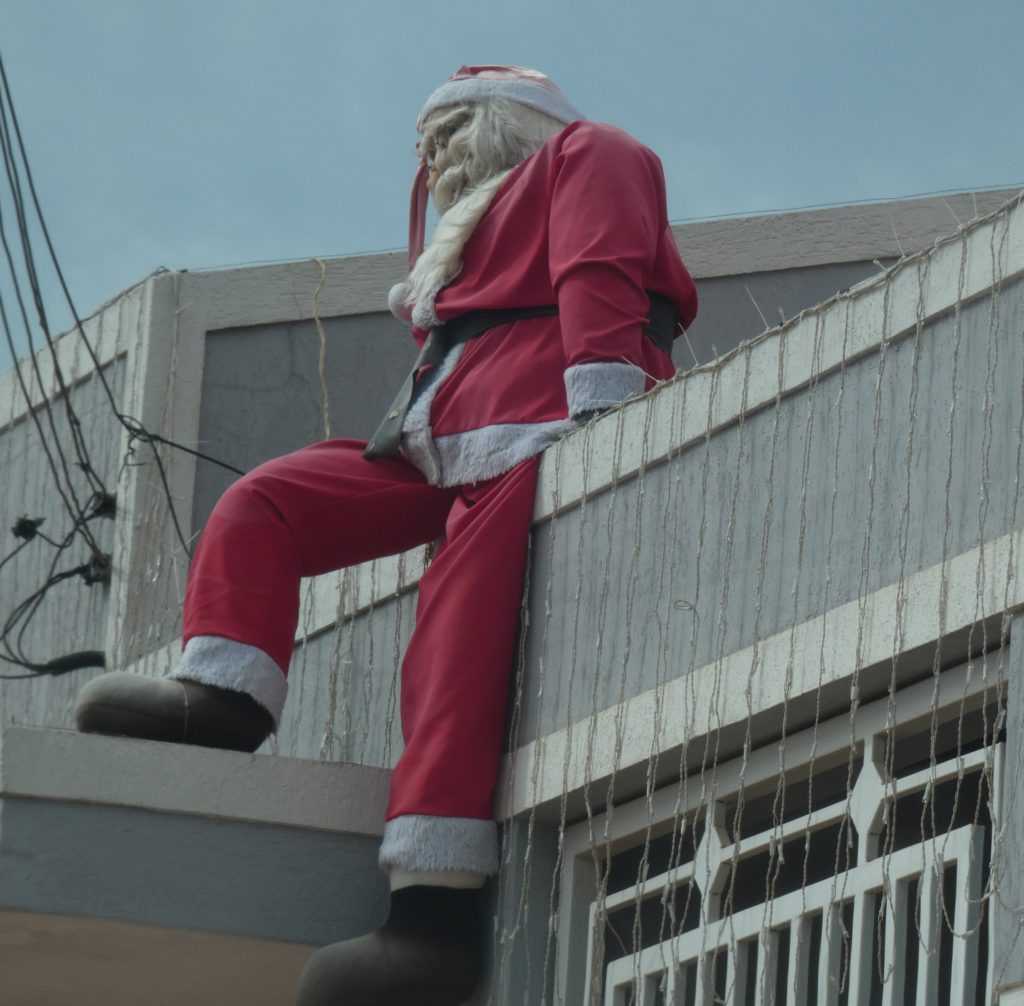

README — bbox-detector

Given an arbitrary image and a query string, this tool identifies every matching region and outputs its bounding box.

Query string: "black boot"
[296,885,483,1006]
[74,671,274,752]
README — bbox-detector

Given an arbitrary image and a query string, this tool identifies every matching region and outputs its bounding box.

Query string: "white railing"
[556,655,1003,1006]
[603,823,988,1005]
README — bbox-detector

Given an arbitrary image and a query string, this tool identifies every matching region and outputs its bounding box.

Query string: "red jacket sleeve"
[547,123,668,416]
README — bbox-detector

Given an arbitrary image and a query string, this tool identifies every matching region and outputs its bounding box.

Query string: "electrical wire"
[0,77,107,498]
[0,498,110,677]
[0,48,242,676]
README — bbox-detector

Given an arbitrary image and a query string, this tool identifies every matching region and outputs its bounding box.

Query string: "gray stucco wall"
[682,259,887,367]
[191,311,415,532]
[0,360,125,731]
[273,590,415,765]
[516,276,1024,744]
[0,796,387,946]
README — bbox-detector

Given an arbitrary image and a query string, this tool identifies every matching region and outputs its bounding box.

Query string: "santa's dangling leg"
[297,458,538,1006]
[75,439,538,1004]
[75,438,457,747]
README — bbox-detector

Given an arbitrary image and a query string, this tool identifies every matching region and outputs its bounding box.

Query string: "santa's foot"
[296,886,482,1006]
[74,671,273,752]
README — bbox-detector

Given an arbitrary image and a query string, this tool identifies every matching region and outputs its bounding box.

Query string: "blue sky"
[2,0,1022,368]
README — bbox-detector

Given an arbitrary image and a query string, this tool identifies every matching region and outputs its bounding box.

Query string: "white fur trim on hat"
[418,65,584,129]
[170,635,288,726]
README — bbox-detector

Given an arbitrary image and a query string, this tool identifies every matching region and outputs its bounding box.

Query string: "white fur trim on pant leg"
[564,361,646,417]
[379,815,499,875]
[170,635,288,727]
[389,868,485,891]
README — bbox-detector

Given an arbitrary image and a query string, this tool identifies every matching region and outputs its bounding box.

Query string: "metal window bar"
[556,656,1003,1006]
[601,820,990,1006]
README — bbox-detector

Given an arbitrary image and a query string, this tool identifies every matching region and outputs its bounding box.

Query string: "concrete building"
[1,188,1022,1005]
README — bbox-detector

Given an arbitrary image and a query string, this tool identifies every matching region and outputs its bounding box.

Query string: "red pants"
[183,439,538,823]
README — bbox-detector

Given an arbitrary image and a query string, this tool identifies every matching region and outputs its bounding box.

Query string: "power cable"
[0,58,107,558]
[0,48,250,677]
[0,50,242,542]
[0,500,112,677]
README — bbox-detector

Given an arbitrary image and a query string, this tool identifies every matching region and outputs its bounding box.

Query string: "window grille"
[555,656,1003,1006]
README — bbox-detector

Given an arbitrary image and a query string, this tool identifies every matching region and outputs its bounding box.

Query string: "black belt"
[364,292,678,460]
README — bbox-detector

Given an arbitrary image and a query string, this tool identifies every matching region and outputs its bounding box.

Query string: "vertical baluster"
[845,890,877,1004]
[985,745,1003,1002]
[915,859,939,1006]
[756,928,780,1006]
[949,832,984,1003]
[587,899,603,1006]
[673,961,692,1006]
[662,965,678,1006]
[647,967,671,1006]
[695,952,714,1006]
[724,941,742,1006]
[791,916,814,1006]
[818,904,844,1006]
[880,878,908,1006]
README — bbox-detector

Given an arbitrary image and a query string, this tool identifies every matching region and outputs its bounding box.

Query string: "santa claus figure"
[76,65,698,1005]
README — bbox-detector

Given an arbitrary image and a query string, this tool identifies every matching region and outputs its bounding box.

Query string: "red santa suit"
[175,118,697,876]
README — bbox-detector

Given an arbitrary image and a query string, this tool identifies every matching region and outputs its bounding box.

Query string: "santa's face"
[416,111,469,205]
[416,135,443,195]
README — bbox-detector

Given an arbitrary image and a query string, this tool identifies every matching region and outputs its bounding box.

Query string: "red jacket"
[401,121,698,486]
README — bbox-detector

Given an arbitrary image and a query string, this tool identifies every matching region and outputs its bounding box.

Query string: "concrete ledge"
[0,726,391,946]
[0,725,390,834]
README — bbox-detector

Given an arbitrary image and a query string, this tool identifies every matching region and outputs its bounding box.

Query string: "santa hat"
[417,65,584,132]
[404,65,584,279]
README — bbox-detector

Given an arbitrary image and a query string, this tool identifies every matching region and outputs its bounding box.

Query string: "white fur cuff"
[170,635,288,726]
[411,287,442,331]
[379,815,499,875]
[564,361,646,417]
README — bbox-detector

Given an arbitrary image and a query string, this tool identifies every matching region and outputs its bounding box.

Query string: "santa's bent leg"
[76,439,457,749]
[297,458,539,1006]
